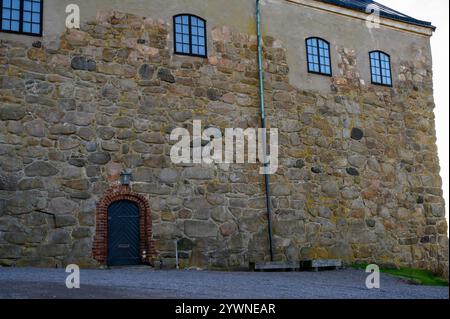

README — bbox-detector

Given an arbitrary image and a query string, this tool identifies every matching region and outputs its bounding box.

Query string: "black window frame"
[0,0,43,37]
[369,50,393,87]
[305,37,332,77]
[173,13,207,58]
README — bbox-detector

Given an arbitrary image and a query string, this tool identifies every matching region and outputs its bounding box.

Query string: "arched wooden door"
[107,200,140,266]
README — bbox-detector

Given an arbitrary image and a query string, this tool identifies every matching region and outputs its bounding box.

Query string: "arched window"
[0,0,43,36]
[174,14,207,57]
[369,51,392,86]
[306,37,332,76]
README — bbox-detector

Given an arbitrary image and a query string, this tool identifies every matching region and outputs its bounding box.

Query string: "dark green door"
[107,201,140,266]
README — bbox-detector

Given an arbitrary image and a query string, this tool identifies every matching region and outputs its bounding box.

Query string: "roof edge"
[316,0,435,30]
[285,0,435,36]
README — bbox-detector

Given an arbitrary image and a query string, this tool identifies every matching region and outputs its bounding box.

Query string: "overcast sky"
[376,0,449,224]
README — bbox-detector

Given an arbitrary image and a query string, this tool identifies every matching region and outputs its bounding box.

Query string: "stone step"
[300,259,343,272]
[253,261,300,272]
[252,260,343,272]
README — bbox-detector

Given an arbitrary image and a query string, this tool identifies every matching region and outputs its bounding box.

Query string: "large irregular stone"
[48,229,72,244]
[153,223,182,239]
[4,232,28,245]
[64,112,95,126]
[88,152,111,165]
[138,64,155,80]
[159,168,178,184]
[0,105,27,121]
[219,221,238,237]
[70,238,92,258]
[271,184,291,196]
[184,220,218,238]
[71,56,96,71]
[351,128,364,140]
[211,207,233,223]
[24,119,46,137]
[157,68,175,83]
[133,183,172,195]
[25,162,59,177]
[0,245,21,258]
[50,197,79,214]
[184,198,213,220]
[18,178,44,190]
[72,227,94,239]
[348,155,367,168]
[55,215,78,228]
[0,173,19,191]
[321,181,339,197]
[183,167,214,180]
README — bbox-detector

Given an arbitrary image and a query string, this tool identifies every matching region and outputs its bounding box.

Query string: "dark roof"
[316,0,435,29]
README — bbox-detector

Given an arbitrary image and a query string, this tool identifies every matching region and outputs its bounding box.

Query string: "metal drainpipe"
[256,0,274,262]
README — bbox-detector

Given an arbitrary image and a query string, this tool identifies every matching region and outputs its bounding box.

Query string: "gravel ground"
[0,267,447,299]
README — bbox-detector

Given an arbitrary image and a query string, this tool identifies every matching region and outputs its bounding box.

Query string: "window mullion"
[188,15,192,55]
[378,52,384,84]
[0,0,3,29]
[19,0,23,33]
[317,39,323,74]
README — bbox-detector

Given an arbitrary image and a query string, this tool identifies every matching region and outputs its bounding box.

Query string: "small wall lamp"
[120,170,132,186]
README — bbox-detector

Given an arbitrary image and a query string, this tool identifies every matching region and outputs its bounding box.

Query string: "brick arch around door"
[93,185,154,266]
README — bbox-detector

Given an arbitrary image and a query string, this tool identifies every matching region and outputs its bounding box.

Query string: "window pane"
[23,22,31,32]
[24,1,31,10]
[31,23,40,34]
[11,20,19,31]
[32,1,40,12]
[12,10,20,20]
[2,20,10,30]
[32,13,40,23]
[309,63,319,72]
[24,11,32,22]
[3,9,11,19]
[198,46,205,56]
[12,0,20,9]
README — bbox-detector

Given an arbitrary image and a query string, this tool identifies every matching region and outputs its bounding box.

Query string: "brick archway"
[93,185,154,265]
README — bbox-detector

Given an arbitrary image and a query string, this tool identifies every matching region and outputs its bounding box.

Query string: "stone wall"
[0,10,448,278]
